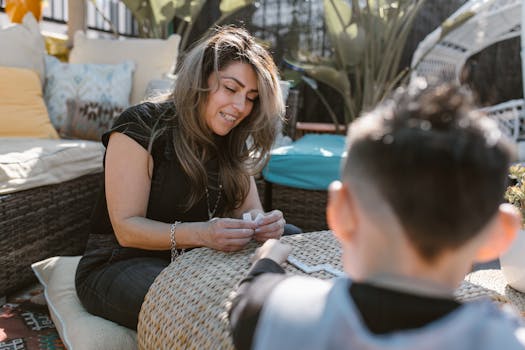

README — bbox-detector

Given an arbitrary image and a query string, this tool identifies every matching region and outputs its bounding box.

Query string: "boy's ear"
[327,181,356,244]
[475,203,521,262]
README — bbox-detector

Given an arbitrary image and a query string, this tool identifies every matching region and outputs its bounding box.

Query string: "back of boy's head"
[343,80,515,261]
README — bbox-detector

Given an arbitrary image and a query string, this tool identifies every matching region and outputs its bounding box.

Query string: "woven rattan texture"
[138,230,340,350]
[138,231,525,349]
[255,177,328,232]
[0,173,102,297]
[269,183,328,232]
[457,269,525,314]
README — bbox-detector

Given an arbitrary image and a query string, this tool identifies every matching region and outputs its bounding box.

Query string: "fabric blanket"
[0,286,64,350]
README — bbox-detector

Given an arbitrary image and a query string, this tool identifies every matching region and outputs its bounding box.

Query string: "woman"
[75,27,291,330]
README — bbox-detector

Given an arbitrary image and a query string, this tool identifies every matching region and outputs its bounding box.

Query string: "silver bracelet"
[170,221,182,262]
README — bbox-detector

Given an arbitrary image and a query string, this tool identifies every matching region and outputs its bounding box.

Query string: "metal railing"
[251,0,328,59]
[0,0,138,36]
[0,0,329,59]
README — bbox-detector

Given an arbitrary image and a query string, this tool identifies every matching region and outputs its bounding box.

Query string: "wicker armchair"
[257,88,341,233]
[410,0,525,141]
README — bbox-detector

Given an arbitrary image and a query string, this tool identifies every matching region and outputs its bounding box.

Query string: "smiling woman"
[74,26,291,330]
[203,62,259,136]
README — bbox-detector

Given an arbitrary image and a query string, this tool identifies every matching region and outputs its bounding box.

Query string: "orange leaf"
[5,0,42,23]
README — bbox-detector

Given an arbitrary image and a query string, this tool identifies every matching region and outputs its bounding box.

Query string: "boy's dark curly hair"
[343,81,516,261]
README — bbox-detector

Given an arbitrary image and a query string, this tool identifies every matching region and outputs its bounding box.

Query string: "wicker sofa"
[0,137,106,299]
[0,171,102,299]
[0,13,182,299]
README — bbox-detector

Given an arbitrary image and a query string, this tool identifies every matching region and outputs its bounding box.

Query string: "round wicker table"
[137,231,342,350]
[459,269,525,314]
[138,231,525,349]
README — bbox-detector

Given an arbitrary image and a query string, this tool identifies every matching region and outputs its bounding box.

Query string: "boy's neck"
[363,273,457,299]
[343,182,482,299]
[356,244,475,299]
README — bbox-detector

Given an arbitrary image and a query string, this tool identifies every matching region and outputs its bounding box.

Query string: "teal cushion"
[263,134,346,190]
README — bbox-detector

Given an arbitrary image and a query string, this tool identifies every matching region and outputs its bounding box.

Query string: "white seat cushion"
[0,138,104,194]
[32,256,138,350]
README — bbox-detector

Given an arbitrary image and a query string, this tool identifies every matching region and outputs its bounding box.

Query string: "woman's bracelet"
[170,221,183,262]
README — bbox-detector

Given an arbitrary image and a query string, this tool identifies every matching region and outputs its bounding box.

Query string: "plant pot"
[500,229,525,292]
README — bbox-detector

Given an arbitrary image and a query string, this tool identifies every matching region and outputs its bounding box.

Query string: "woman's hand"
[251,210,286,242]
[201,218,257,252]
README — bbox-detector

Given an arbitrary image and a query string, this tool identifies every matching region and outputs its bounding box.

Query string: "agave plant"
[285,0,427,129]
[120,0,256,49]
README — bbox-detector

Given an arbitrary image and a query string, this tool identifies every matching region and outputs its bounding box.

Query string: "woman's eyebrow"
[221,76,258,93]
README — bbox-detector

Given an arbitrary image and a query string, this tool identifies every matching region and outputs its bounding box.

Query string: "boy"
[229,82,525,349]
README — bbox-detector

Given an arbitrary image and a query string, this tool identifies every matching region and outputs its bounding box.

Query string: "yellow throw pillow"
[0,66,58,138]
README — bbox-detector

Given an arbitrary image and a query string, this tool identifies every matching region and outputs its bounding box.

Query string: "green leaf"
[337,23,366,67]
[301,76,319,90]
[281,68,303,88]
[324,0,361,68]
[366,0,392,14]
[215,0,257,27]
[324,0,352,35]
[220,0,255,13]
[148,0,185,23]
[121,0,192,25]
[148,0,207,24]
[120,0,142,13]
[303,65,351,100]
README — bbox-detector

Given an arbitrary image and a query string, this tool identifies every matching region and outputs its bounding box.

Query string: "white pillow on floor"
[31,256,137,350]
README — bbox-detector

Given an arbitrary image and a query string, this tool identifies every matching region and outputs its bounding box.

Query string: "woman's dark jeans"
[75,247,169,330]
[283,223,302,236]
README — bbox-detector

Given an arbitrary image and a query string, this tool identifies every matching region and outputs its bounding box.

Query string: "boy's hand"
[253,239,292,264]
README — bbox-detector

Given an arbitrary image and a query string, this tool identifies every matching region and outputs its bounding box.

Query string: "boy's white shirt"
[254,275,525,350]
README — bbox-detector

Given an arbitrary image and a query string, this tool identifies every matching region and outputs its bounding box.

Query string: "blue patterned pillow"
[44,55,134,130]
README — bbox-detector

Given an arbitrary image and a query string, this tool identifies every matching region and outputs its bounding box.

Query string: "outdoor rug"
[0,285,64,350]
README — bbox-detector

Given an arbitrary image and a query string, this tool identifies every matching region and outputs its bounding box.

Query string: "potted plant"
[500,164,525,292]
[505,165,525,225]
[283,0,426,131]
[120,0,256,49]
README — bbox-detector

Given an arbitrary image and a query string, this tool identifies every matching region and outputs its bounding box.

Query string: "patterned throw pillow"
[44,55,134,130]
[61,99,124,141]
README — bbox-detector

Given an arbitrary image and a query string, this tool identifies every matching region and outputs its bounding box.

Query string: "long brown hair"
[162,26,284,213]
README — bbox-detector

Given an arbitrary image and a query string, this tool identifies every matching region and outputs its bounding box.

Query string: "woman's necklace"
[205,184,223,219]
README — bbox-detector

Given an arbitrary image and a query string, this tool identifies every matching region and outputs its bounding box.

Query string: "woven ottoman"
[138,230,342,350]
